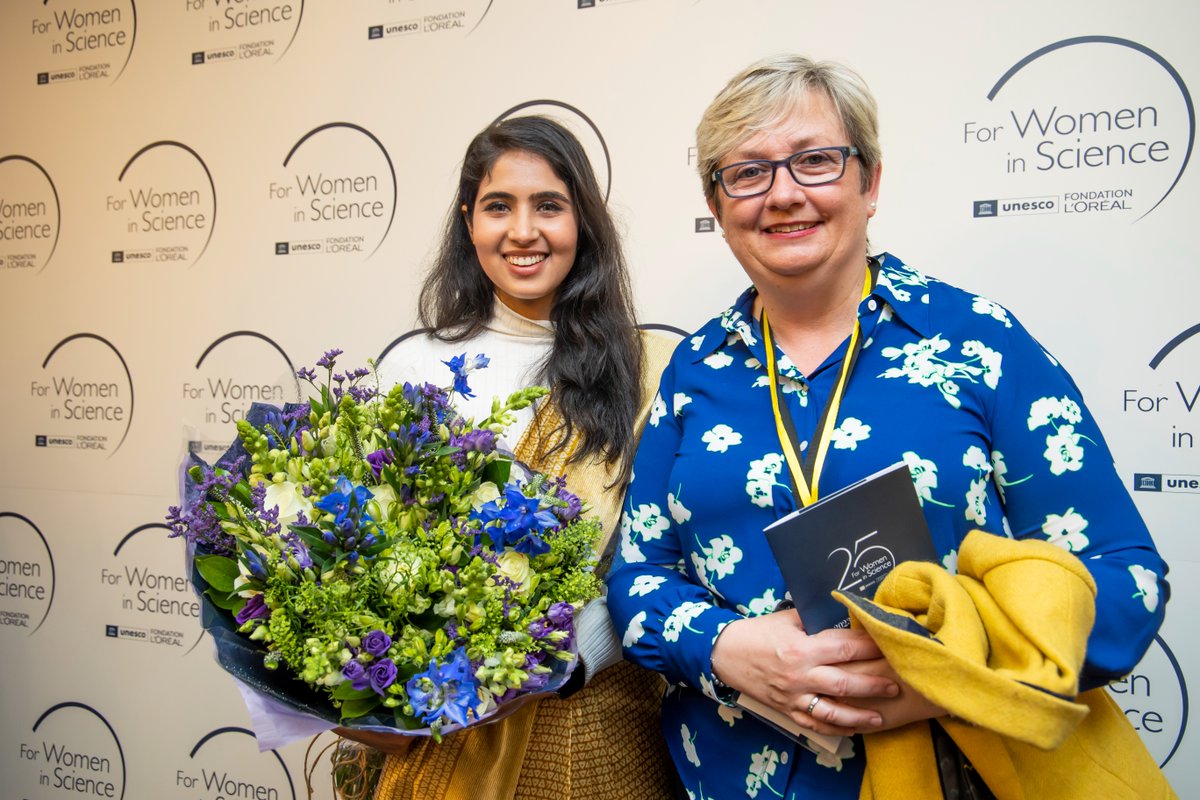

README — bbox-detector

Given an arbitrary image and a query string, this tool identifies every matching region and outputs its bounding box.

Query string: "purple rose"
[368,658,398,695]
[362,629,392,657]
[235,594,269,625]
[342,660,370,692]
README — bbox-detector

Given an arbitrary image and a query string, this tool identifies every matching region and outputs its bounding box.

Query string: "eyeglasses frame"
[712,145,860,199]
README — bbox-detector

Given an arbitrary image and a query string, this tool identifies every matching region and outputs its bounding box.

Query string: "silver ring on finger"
[806,694,824,716]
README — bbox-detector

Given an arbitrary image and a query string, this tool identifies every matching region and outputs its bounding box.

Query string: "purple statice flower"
[348,385,377,403]
[406,648,479,728]
[166,501,235,555]
[316,349,343,370]
[472,486,559,555]
[235,593,270,625]
[343,660,370,692]
[368,659,398,696]
[349,367,371,381]
[365,448,394,479]
[296,366,318,382]
[362,630,392,657]
[283,402,311,424]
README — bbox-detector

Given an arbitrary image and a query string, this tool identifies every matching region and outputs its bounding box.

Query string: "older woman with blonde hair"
[608,54,1171,799]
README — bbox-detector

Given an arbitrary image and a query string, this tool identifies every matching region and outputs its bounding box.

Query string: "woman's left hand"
[835,658,946,733]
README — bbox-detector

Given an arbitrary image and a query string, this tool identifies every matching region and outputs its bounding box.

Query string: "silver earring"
[869,202,877,209]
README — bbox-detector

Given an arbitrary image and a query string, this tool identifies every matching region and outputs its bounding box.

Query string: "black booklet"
[735,462,937,754]
[764,461,937,632]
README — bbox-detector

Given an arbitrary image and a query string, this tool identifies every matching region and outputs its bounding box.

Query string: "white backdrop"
[1,1,1196,797]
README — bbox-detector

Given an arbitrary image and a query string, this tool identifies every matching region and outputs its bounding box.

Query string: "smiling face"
[467,150,578,321]
[708,89,880,294]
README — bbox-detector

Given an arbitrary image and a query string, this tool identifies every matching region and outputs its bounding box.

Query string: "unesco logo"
[973,200,996,218]
[695,217,715,233]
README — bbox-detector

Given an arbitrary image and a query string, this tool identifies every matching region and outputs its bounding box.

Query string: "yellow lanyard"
[762,267,872,507]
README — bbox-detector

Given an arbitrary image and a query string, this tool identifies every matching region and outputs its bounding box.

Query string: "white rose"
[494,550,533,596]
[471,481,501,511]
[370,482,398,518]
[263,481,314,528]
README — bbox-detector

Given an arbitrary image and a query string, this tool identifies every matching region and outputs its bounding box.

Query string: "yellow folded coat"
[835,529,1175,800]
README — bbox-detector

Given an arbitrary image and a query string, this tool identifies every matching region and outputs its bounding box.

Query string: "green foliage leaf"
[195,554,239,593]
[482,458,511,486]
[332,682,377,701]
[340,696,383,719]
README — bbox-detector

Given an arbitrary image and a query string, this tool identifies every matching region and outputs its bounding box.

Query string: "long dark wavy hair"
[419,115,644,482]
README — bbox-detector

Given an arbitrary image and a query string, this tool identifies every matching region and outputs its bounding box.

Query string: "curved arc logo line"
[189,727,297,800]
[41,333,134,457]
[493,100,612,201]
[1148,322,1200,369]
[376,327,432,364]
[1153,634,1189,767]
[466,0,494,36]
[31,701,127,800]
[112,522,171,556]
[282,122,398,258]
[0,154,62,274]
[0,511,56,635]
[113,1,137,82]
[118,139,217,267]
[986,35,1194,221]
[279,0,304,59]
[637,322,690,339]
[194,330,301,400]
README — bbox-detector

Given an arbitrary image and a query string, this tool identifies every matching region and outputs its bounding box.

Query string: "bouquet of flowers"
[168,349,601,740]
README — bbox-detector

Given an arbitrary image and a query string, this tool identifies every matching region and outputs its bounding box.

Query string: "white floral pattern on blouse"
[607,253,1167,800]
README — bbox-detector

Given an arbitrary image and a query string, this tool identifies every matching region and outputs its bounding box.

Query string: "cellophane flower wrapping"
[167,350,601,743]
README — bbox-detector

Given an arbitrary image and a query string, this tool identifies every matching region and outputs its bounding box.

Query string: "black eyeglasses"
[712,146,859,198]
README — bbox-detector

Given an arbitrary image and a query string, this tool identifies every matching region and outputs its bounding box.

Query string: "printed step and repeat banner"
[1,0,1196,796]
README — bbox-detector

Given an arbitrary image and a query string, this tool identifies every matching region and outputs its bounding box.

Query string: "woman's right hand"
[709,610,898,737]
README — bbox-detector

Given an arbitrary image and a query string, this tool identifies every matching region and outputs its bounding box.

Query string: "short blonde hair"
[697,54,881,205]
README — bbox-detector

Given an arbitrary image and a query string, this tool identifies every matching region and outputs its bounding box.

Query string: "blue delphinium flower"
[242,548,270,581]
[472,486,559,555]
[314,476,374,529]
[406,648,480,729]
[441,353,490,399]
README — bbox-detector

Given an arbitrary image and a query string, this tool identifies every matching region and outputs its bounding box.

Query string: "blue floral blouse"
[606,253,1168,799]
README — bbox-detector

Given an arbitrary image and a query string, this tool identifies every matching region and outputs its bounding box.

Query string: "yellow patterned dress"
[367,331,678,800]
